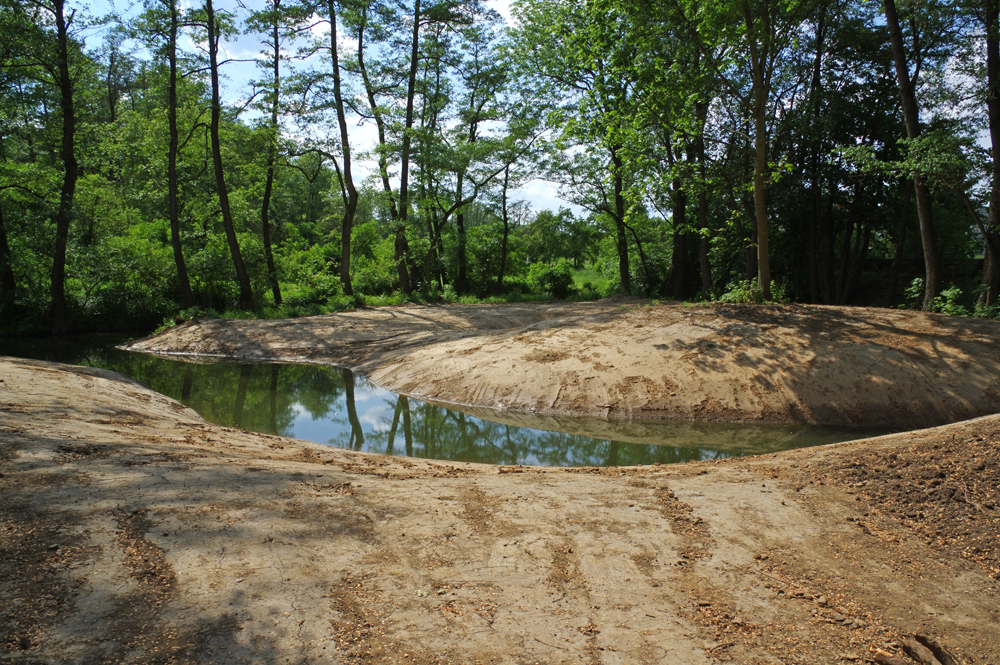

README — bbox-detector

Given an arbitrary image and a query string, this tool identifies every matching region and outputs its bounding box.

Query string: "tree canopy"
[0,0,995,335]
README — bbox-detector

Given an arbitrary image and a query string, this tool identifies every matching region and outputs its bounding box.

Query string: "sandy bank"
[1,355,998,663]
[129,299,1000,428]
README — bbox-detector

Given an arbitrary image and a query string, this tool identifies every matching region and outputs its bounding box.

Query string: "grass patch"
[572,265,609,293]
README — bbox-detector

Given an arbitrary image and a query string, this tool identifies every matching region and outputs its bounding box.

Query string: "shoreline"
[127,299,1000,428]
[2,301,999,662]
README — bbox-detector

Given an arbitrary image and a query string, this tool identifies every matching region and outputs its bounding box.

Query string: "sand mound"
[2,355,999,663]
[129,299,1000,428]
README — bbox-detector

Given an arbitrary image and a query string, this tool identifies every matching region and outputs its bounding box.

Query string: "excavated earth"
[1,298,999,664]
[127,298,1000,429]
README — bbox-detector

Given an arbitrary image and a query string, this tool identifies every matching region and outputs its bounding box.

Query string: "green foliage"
[717,279,789,305]
[528,259,575,299]
[899,277,989,317]
[349,223,397,296]
[0,0,994,334]
[571,265,608,300]
[279,241,342,306]
[934,286,969,316]
[900,277,927,310]
[974,301,1000,320]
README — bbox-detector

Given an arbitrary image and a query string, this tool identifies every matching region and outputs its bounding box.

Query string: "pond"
[0,334,894,467]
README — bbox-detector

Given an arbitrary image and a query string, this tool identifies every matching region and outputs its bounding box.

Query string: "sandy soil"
[2,300,999,664]
[128,299,1000,428]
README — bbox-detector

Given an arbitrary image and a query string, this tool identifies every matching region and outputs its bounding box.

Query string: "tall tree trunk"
[751,92,771,299]
[329,0,358,296]
[167,0,194,308]
[626,223,653,294]
[695,114,712,295]
[745,1,772,301]
[664,178,688,298]
[743,187,758,281]
[0,200,16,305]
[807,6,826,304]
[456,171,468,294]
[884,0,940,310]
[357,10,399,223]
[982,0,1000,306]
[206,0,253,309]
[455,106,481,295]
[886,179,912,307]
[395,0,422,294]
[610,148,630,294]
[260,0,282,305]
[497,165,511,294]
[50,0,77,335]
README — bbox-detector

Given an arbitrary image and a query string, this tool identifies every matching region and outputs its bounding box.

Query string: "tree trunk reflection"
[268,364,279,434]
[342,367,364,450]
[181,366,193,403]
[386,397,402,455]
[400,396,413,457]
[233,364,252,428]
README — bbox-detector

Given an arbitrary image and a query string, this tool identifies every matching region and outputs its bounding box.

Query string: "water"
[0,334,894,467]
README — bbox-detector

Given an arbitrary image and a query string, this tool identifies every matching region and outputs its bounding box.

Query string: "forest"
[0,0,997,335]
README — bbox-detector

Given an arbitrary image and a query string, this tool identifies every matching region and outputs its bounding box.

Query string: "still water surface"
[0,334,893,467]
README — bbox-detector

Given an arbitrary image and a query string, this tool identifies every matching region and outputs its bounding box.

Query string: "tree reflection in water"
[0,335,893,468]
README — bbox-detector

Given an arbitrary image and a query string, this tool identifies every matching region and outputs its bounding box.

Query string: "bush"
[934,285,968,316]
[717,278,788,304]
[498,275,531,297]
[900,278,978,316]
[528,259,575,299]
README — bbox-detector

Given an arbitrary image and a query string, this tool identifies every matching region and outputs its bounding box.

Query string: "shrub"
[528,259,575,299]
[717,278,788,304]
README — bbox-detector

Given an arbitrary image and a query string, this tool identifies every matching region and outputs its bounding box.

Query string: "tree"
[3,0,87,332]
[135,0,196,308]
[201,0,253,309]
[670,0,814,300]
[317,0,361,295]
[510,0,635,293]
[245,0,310,305]
[968,0,1000,304]
[884,0,943,310]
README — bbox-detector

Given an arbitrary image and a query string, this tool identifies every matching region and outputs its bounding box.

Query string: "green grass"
[571,266,605,288]
[570,264,610,300]
[157,273,617,333]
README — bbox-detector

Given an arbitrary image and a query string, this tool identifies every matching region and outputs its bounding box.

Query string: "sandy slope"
[3,299,1000,663]
[7,300,1000,665]
[130,299,1000,428]
[1,357,999,664]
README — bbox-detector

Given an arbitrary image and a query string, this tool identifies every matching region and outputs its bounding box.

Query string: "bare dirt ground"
[2,299,1000,664]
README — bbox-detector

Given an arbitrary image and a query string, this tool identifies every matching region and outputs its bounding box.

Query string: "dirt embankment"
[128,299,1000,429]
[1,356,998,664]
[3,299,1000,663]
